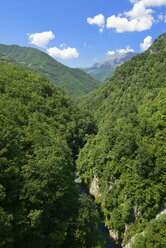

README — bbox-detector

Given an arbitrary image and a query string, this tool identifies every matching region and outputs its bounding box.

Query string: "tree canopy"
[77,33,166,245]
[0,61,103,248]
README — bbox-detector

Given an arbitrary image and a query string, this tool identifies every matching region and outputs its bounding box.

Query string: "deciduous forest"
[0,33,166,248]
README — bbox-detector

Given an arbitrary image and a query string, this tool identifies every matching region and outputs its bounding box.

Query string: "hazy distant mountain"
[0,44,101,99]
[82,52,137,82]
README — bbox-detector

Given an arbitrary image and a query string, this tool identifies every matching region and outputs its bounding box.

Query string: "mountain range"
[82,52,137,82]
[0,32,166,248]
[0,44,101,99]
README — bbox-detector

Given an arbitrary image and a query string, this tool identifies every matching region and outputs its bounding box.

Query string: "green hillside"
[0,44,101,99]
[83,67,115,82]
[77,33,166,247]
[0,52,17,64]
[0,61,105,248]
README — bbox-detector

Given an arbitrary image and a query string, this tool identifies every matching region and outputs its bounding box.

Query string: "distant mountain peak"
[82,52,137,82]
[92,52,137,69]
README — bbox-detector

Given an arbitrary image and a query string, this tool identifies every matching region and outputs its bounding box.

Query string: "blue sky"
[0,0,166,67]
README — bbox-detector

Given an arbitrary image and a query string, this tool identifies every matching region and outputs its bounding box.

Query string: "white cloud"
[130,0,166,6]
[87,14,105,31]
[125,1,153,19]
[88,0,166,33]
[47,46,79,59]
[107,1,153,32]
[60,43,66,48]
[116,45,134,54]
[140,35,152,51]
[106,50,115,56]
[106,46,134,56]
[28,31,55,48]
[142,0,166,7]
[129,0,137,3]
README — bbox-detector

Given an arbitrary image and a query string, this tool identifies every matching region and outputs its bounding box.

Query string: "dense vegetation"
[0,44,101,99]
[0,52,17,64]
[1,32,166,248]
[0,61,105,248]
[77,33,166,246]
[132,214,166,248]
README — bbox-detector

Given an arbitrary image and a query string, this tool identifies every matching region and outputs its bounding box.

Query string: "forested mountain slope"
[82,52,136,82]
[0,61,105,248]
[77,33,166,247]
[0,44,101,99]
[0,52,17,64]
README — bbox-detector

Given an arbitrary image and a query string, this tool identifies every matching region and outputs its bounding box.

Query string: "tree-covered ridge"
[0,61,104,248]
[149,32,166,53]
[0,44,101,99]
[0,52,17,64]
[77,33,166,246]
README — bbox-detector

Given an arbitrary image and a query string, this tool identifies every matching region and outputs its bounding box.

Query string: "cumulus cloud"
[28,31,55,48]
[140,35,152,51]
[47,46,79,59]
[116,45,134,54]
[106,50,116,56]
[130,0,166,6]
[87,13,105,31]
[106,46,134,56]
[125,1,153,19]
[107,1,154,32]
[142,0,166,7]
[107,14,153,32]
[88,0,166,33]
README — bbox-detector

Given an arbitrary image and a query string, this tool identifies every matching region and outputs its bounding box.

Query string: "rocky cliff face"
[89,174,100,197]
[89,52,137,70]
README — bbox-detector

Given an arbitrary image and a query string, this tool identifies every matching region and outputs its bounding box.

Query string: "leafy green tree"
[65,193,105,248]
[132,214,166,248]
[77,33,166,244]
[0,61,98,247]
